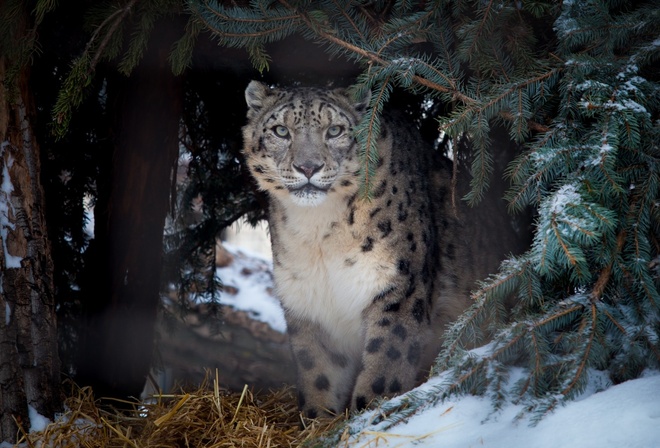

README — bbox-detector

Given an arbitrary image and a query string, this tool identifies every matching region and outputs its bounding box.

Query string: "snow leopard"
[241,80,515,418]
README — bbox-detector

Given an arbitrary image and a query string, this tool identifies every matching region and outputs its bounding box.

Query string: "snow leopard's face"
[242,81,368,207]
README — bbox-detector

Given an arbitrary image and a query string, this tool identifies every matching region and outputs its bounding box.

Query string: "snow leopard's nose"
[293,162,324,179]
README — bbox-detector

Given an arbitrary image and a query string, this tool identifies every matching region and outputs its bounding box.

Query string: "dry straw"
[20,371,344,448]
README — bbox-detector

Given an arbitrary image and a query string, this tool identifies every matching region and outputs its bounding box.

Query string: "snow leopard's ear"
[245,81,273,115]
[335,86,371,114]
[352,88,371,114]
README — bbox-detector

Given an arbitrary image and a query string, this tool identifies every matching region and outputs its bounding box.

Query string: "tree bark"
[0,56,61,443]
[75,19,183,401]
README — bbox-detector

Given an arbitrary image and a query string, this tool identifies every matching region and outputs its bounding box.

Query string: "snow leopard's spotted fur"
[242,81,503,418]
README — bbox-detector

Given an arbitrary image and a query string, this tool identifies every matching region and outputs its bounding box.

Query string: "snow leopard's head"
[242,81,369,207]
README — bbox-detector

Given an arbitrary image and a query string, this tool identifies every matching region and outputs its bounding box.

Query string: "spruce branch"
[462,0,497,61]
[601,307,626,335]
[203,0,300,25]
[439,259,530,365]
[52,0,138,138]
[328,0,367,42]
[529,328,546,394]
[450,136,460,212]
[170,15,202,75]
[87,0,139,72]
[592,230,627,300]
[185,0,660,428]
[559,303,597,397]
[196,0,300,40]
[278,0,474,105]
[354,75,391,198]
[33,0,57,26]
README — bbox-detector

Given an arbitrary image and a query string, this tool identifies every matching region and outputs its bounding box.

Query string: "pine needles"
[189,0,568,201]
[191,0,660,425]
[435,0,659,424]
[37,0,660,430]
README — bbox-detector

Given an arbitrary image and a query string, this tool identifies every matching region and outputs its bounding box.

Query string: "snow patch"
[4,301,10,325]
[345,371,660,448]
[194,242,286,333]
[620,76,645,91]
[0,145,23,269]
[589,142,614,166]
[554,2,578,36]
[83,194,95,238]
[606,98,648,114]
[549,184,581,214]
[28,405,51,433]
[575,80,610,91]
[391,57,416,69]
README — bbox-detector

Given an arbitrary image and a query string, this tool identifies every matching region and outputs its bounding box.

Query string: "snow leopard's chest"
[271,199,396,352]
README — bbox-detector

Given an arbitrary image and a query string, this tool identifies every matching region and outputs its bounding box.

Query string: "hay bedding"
[20,373,344,448]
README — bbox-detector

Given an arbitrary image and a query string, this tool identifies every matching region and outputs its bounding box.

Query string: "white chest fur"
[272,196,395,353]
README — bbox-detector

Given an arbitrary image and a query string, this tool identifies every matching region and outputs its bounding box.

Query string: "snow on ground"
[27,406,51,433]
[212,245,660,448]
[343,371,660,448]
[211,241,286,333]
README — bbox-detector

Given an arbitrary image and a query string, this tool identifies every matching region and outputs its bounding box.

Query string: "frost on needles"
[437,0,660,425]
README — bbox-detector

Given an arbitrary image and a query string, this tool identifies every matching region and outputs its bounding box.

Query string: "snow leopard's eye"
[326,125,344,138]
[273,125,290,138]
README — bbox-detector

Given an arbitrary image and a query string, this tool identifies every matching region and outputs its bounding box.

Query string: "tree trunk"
[0,57,61,443]
[75,19,183,401]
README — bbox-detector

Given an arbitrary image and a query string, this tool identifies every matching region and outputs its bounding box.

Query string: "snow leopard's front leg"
[285,311,359,419]
[350,284,433,411]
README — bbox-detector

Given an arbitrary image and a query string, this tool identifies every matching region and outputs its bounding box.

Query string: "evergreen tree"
[30,0,265,399]
[0,1,61,442]
[6,0,253,401]
[4,0,657,440]
[437,0,660,421]
[190,0,660,431]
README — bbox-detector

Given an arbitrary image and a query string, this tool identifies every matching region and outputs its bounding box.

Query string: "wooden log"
[149,302,294,395]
